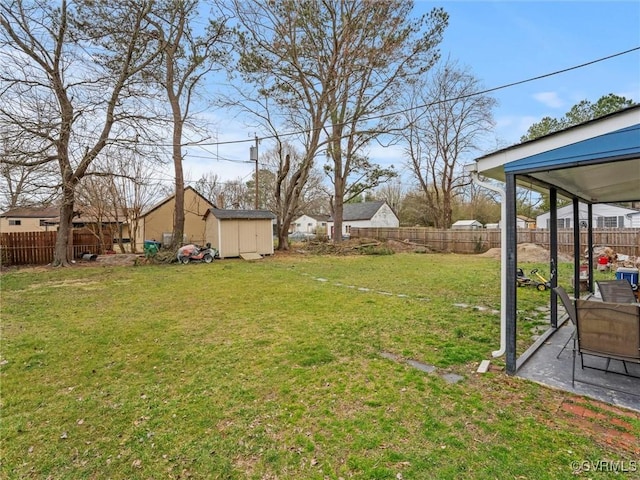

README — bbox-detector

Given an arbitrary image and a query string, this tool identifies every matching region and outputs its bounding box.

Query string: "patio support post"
[587,203,594,293]
[550,188,558,328]
[572,198,581,299]
[505,173,518,375]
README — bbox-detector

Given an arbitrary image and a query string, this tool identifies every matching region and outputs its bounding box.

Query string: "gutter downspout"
[470,170,507,358]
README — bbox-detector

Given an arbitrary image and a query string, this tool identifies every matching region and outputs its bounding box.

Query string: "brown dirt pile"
[479,243,573,263]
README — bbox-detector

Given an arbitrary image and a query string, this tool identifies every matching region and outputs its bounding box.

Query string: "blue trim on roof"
[504,124,640,173]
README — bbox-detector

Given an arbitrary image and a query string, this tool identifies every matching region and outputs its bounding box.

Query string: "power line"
[186,45,640,147]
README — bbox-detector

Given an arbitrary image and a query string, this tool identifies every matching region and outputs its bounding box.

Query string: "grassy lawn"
[1,252,638,479]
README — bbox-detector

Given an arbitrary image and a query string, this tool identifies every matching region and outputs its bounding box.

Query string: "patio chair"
[553,286,577,359]
[596,279,637,303]
[573,299,640,387]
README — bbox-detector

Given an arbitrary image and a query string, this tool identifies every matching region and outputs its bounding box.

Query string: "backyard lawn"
[1,252,638,479]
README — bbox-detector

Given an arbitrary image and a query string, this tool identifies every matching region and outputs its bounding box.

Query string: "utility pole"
[250,134,259,209]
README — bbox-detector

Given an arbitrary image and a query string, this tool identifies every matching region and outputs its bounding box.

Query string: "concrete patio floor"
[516,321,640,413]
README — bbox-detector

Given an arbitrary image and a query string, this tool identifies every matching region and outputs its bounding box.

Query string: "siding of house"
[536,203,640,229]
[328,202,399,238]
[0,216,56,233]
[291,214,329,235]
[0,206,59,233]
[137,187,213,246]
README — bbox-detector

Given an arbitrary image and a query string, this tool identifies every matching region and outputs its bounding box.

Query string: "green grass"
[1,254,637,479]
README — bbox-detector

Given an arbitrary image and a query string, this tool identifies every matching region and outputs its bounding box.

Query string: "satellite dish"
[579,220,588,228]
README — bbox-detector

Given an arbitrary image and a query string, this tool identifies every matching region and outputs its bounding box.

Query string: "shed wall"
[206,217,274,258]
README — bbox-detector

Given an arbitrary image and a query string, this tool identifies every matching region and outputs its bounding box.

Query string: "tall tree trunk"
[53,185,75,266]
[170,97,185,250]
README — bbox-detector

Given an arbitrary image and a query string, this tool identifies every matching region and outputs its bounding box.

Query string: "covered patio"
[469,105,640,410]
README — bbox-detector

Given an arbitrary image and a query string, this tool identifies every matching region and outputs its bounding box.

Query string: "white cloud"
[532,91,565,109]
[493,114,540,145]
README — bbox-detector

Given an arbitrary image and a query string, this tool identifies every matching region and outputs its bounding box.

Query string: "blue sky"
[427,0,640,145]
[183,1,640,184]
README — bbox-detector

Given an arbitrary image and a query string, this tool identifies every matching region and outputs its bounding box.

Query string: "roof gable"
[141,186,214,217]
[334,201,386,221]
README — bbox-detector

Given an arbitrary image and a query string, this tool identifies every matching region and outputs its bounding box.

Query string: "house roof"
[452,219,483,226]
[206,208,276,220]
[305,213,331,222]
[471,105,640,204]
[0,206,59,218]
[141,186,214,217]
[332,201,387,221]
[536,202,639,218]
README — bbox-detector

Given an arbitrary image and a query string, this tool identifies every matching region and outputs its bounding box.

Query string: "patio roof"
[470,104,640,380]
[474,105,640,204]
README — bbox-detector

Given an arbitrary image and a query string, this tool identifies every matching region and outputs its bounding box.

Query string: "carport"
[469,105,640,376]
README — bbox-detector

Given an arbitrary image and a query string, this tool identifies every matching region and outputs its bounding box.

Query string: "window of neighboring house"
[597,216,621,228]
[9,219,21,226]
[547,218,570,229]
[39,219,49,227]
[345,225,351,233]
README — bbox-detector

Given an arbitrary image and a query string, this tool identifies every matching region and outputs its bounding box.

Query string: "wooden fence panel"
[0,230,112,266]
[0,231,57,266]
[351,227,640,257]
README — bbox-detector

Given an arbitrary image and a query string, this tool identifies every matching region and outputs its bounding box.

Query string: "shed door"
[238,220,258,253]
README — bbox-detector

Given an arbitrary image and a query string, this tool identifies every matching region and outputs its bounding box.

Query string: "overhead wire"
[135,46,640,148]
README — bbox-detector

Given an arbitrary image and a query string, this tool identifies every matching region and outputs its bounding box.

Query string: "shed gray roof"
[332,201,386,221]
[207,208,276,220]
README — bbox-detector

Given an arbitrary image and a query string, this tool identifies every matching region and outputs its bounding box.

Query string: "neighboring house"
[0,206,60,233]
[136,186,214,247]
[204,208,276,259]
[536,203,640,229]
[451,219,483,230]
[327,201,399,239]
[517,215,536,229]
[291,213,331,236]
[72,207,131,245]
[487,216,535,230]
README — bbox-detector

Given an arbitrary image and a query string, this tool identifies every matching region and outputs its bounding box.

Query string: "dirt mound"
[479,243,572,263]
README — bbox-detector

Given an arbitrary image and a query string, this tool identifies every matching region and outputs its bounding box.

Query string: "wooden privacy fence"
[1,230,113,266]
[351,227,640,257]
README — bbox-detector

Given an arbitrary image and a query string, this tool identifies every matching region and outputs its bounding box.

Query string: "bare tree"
[229,1,334,250]
[0,126,60,210]
[194,172,223,205]
[401,59,496,228]
[0,0,162,265]
[220,178,251,209]
[257,143,328,235]
[230,0,446,246]
[146,0,232,249]
[373,179,405,216]
[319,0,447,242]
[454,181,501,226]
[76,146,164,253]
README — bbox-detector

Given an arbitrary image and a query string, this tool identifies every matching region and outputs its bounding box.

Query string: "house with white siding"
[536,203,640,229]
[290,213,331,236]
[327,201,399,239]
